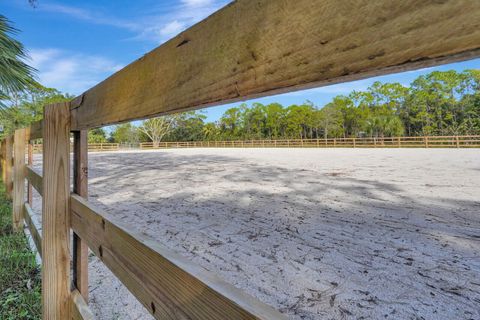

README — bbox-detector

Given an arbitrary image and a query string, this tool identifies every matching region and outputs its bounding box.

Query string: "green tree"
[139,116,177,147]
[318,103,344,138]
[167,111,206,141]
[88,128,108,143]
[0,84,71,138]
[264,103,286,138]
[284,103,317,139]
[111,123,139,144]
[243,103,267,139]
[219,107,243,139]
[202,122,220,140]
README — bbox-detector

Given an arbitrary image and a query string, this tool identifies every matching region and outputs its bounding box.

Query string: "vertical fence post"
[4,135,13,199]
[42,102,71,319]
[72,130,89,302]
[1,140,5,187]
[456,136,460,148]
[12,129,26,231]
[424,136,429,148]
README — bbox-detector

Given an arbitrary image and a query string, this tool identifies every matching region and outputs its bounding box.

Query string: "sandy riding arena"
[32,148,480,319]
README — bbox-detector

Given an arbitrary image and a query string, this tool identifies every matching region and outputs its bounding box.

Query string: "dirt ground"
[31,148,480,320]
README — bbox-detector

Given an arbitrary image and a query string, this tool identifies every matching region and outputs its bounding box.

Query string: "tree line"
[111,70,480,144]
[1,70,479,144]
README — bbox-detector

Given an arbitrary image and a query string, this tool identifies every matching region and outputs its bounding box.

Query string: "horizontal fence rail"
[23,202,42,258]
[29,120,43,140]
[26,166,43,196]
[71,289,94,320]
[140,135,480,149]
[70,194,286,320]
[69,1,480,130]
[31,143,120,153]
[87,143,120,152]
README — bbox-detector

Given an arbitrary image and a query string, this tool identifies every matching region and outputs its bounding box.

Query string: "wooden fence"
[140,135,480,149]
[1,1,479,319]
[31,143,120,153]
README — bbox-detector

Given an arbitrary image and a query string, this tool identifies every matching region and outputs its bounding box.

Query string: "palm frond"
[0,15,36,109]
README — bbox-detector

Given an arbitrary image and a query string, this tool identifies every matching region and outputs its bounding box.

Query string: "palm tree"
[0,15,36,109]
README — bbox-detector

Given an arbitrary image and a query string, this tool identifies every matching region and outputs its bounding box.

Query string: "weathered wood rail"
[1,0,479,319]
[140,135,480,149]
[31,142,120,153]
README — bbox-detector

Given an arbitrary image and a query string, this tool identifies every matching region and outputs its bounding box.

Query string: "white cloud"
[182,0,215,8]
[33,1,229,44]
[130,1,227,43]
[29,48,124,95]
[29,48,61,66]
[160,20,185,37]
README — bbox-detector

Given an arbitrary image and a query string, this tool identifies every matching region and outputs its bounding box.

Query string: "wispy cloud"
[182,0,215,7]
[29,48,124,95]
[130,0,229,42]
[19,2,229,96]
[34,1,229,44]
[36,3,138,31]
[160,20,186,37]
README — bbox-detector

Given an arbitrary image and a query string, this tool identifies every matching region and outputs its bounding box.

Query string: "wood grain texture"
[24,202,42,257]
[13,129,26,231]
[42,103,71,320]
[27,143,33,205]
[4,136,13,199]
[71,194,286,320]
[30,120,43,140]
[70,0,480,130]
[1,140,5,183]
[72,130,89,302]
[71,289,94,320]
[26,166,43,196]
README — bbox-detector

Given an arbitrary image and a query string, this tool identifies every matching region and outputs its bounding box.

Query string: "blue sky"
[1,0,479,122]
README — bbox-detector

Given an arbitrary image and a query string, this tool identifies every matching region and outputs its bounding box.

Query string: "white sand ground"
[31,148,480,320]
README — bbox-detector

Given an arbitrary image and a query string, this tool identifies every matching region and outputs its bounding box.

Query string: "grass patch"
[0,182,41,320]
